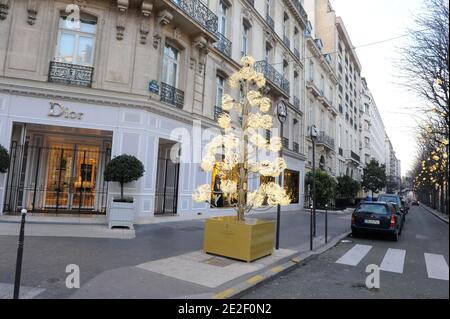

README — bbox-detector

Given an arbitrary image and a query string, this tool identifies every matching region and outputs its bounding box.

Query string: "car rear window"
[378,196,400,205]
[356,204,389,215]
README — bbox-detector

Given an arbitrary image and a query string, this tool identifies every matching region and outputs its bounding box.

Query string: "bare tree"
[400,0,449,130]
[400,0,449,214]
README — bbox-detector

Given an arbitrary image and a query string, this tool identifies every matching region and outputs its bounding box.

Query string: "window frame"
[55,14,97,66]
[162,43,180,88]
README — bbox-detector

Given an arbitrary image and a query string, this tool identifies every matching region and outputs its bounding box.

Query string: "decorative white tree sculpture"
[193,56,291,221]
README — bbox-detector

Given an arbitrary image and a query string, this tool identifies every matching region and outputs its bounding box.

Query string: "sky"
[330,0,425,175]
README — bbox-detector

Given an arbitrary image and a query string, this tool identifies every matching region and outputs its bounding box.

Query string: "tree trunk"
[120,181,124,200]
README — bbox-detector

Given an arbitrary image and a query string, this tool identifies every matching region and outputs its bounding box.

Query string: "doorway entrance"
[3,123,112,215]
[154,139,180,215]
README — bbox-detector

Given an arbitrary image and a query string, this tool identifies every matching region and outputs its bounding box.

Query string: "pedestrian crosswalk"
[380,249,406,274]
[335,244,448,281]
[336,244,372,266]
[424,253,449,281]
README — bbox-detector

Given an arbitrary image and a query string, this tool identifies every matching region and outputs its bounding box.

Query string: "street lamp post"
[275,100,287,250]
[13,209,27,299]
[325,204,328,243]
[310,125,318,237]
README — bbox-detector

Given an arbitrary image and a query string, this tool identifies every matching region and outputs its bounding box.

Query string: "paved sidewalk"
[421,204,449,224]
[0,222,135,239]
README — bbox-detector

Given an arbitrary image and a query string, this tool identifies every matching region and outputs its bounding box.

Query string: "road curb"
[421,204,449,225]
[210,231,351,299]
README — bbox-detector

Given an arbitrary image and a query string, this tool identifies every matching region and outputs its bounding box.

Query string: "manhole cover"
[203,257,236,267]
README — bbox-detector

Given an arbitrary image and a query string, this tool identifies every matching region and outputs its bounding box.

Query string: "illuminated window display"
[284,169,300,204]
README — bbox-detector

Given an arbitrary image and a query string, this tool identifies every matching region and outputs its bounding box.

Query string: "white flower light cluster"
[192,184,211,202]
[228,56,266,89]
[192,56,291,210]
[248,182,291,208]
[258,158,287,178]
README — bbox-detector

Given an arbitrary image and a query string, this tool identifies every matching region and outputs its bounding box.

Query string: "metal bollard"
[310,205,313,251]
[325,204,328,243]
[13,209,27,299]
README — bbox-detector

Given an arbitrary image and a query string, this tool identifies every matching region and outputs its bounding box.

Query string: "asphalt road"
[0,209,349,299]
[241,205,449,299]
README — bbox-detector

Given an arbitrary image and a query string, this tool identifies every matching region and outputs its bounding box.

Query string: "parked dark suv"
[351,201,404,241]
[378,194,408,216]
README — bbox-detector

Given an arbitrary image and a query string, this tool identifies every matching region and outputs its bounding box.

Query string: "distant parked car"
[378,193,408,216]
[411,199,420,206]
[351,201,404,241]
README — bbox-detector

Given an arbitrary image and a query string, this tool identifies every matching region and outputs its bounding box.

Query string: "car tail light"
[351,214,356,225]
[390,214,396,228]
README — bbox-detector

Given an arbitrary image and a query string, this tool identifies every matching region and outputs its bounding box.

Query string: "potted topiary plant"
[104,154,144,229]
[0,145,10,174]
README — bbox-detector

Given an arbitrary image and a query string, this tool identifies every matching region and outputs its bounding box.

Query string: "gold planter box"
[203,216,275,262]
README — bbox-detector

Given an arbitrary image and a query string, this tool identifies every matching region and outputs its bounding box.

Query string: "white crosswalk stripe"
[380,249,406,274]
[424,253,449,281]
[336,244,372,266]
[335,244,449,281]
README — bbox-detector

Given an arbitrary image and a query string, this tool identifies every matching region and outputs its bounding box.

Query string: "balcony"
[48,61,94,87]
[283,35,291,49]
[306,79,321,97]
[345,150,361,164]
[246,0,255,6]
[293,142,299,153]
[316,131,335,151]
[153,0,218,41]
[285,0,308,26]
[293,96,300,110]
[215,32,232,57]
[266,14,275,30]
[161,82,184,109]
[292,0,308,20]
[294,48,300,59]
[255,60,290,96]
[282,137,289,149]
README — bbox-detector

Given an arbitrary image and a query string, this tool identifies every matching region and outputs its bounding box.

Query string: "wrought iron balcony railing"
[344,150,361,163]
[170,0,218,34]
[294,48,300,59]
[316,131,335,150]
[282,137,289,149]
[293,142,299,153]
[48,61,94,87]
[246,0,255,7]
[161,82,184,109]
[283,35,291,49]
[351,151,360,162]
[292,0,308,20]
[215,32,232,57]
[255,60,290,95]
[293,96,300,110]
[266,14,275,30]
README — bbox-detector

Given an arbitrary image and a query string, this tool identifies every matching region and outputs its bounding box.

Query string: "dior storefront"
[0,93,305,221]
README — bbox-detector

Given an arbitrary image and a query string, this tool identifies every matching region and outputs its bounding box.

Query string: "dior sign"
[48,102,83,120]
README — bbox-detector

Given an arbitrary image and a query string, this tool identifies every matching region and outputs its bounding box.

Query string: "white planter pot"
[107,200,136,229]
